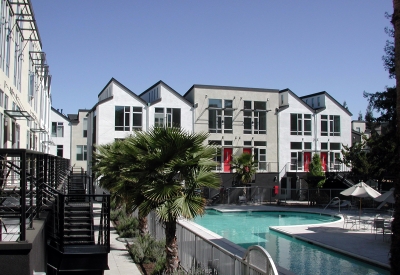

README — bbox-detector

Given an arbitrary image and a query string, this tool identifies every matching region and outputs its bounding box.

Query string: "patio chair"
[374,219,392,240]
[331,200,353,210]
[342,213,357,229]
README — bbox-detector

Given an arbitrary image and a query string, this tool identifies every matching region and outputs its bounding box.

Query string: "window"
[290,142,302,171]
[304,114,312,135]
[132,106,142,130]
[208,99,222,133]
[4,94,8,109]
[291,152,302,171]
[209,140,222,171]
[281,95,284,105]
[330,143,341,150]
[76,145,87,161]
[82,118,87,137]
[254,141,267,171]
[254,101,266,134]
[224,140,232,146]
[290,114,302,135]
[115,106,130,131]
[321,115,328,136]
[330,152,341,170]
[57,145,63,157]
[321,142,328,150]
[329,115,340,136]
[166,108,181,128]
[0,89,3,107]
[243,101,252,134]
[154,108,164,127]
[51,122,64,137]
[304,142,312,150]
[317,97,320,107]
[223,100,233,133]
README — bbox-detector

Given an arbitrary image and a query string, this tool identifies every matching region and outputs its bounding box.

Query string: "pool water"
[194,210,390,275]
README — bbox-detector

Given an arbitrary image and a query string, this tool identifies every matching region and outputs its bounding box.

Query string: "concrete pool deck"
[207,204,391,273]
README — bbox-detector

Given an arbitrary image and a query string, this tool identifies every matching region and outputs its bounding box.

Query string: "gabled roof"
[300,91,353,116]
[51,107,70,122]
[279,88,316,112]
[139,80,193,106]
[98,77,147,105]
[183,84,279,97]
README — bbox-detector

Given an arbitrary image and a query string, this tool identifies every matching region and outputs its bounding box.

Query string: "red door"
[243,148,251,155]
[320,152,327,171]
[304,152,311,172]
[224,148,233,172]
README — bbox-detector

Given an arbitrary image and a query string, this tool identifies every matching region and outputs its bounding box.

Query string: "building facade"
[0,0,52,153]
[50,107,71,159]
[277,90,352,198]
[69,109,89,168]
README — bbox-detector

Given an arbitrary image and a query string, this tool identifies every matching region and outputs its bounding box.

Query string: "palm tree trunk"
[138,215,148,236]
[392,1,400,274]
[164,221,179,274]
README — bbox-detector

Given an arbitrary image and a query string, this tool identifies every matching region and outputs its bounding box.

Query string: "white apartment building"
[0,1,51,152]
[278,89,352,198]
[50,107,71,159]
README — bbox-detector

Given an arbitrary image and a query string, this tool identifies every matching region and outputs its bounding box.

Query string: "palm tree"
[230,152,258,197]
[93,139,149,235]
[125,127,220,273]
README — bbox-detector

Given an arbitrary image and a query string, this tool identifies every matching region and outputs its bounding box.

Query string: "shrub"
[129,234,165,264]
[116,216,139,236]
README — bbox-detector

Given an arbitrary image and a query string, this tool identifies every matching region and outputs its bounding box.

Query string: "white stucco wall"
[96,81,147,146]
[49,109,71,159]
[143,84,193,132]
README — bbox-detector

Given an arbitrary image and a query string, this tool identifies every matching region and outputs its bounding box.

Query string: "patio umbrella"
[374,188,395,204]
[340,181,381,216]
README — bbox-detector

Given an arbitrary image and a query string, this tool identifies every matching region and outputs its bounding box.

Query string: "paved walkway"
[104,224,142,275]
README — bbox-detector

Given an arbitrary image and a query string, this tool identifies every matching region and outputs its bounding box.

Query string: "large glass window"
[82,118,87,137]
[321,115,328,136]
[209,140,222,171]
[154,108,164,127]
[223,100,233,134]
[76,145,87,161]
[304,114,312,135]
[329,115,340,136]
[290,113,302,135]
[254,101,266,134]
[51,122,64,137]
[115,106,130,131]
[243,101,252,134]
[254,141,267,171]
[208,99,222,133]
[290,142,302,171]
[167,108,181,128]
[132,106,142,130]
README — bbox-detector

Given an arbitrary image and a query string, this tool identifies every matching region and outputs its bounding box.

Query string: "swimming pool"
[194,210,390,275]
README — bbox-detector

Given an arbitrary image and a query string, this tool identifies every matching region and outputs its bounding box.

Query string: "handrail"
[322,197,340,214]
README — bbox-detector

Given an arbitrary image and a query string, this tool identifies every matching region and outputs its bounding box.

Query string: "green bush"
[151,257,166,275]
[110,208,125,221]
[116,216,139,236]
[129,234,165,264]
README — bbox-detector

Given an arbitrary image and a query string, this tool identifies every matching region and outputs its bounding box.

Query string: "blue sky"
[31,1,394,119]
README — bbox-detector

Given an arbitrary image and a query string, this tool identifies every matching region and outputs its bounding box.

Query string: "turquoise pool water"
[194,210,390,275]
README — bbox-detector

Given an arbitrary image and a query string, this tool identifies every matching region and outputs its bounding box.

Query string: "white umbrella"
[340,181,381,216]
[375,188,395,204]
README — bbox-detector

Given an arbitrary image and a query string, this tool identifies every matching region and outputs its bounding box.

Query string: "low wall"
[0,212,48,275]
